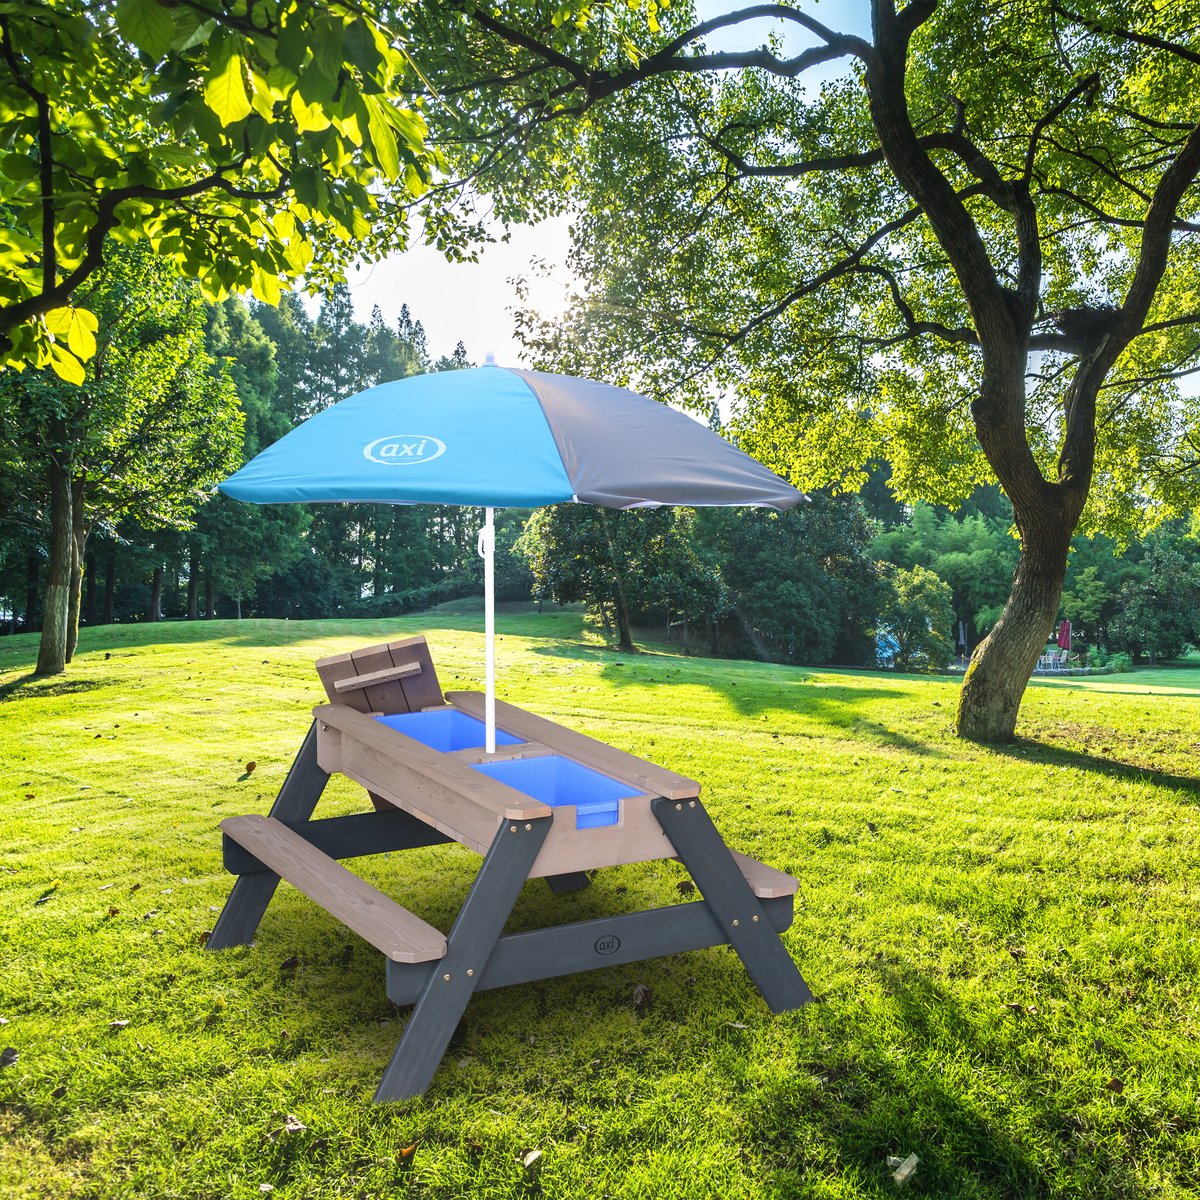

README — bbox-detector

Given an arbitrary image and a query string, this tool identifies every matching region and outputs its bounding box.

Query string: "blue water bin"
[471,755,636,829]
[376,709,523,752]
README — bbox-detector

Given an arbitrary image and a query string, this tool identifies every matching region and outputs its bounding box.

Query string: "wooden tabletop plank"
[314,703,553,821]
[221,815,447,963]
[445,692,701,800]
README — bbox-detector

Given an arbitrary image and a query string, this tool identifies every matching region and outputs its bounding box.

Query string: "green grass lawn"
[2,613,1198,1199]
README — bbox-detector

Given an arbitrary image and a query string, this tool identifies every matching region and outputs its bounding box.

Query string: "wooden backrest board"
[315,635,444,715]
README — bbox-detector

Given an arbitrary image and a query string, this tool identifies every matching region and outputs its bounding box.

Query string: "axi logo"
[362,434,447,466]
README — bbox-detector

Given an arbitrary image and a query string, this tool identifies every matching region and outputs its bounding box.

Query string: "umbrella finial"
[483,351,498,366]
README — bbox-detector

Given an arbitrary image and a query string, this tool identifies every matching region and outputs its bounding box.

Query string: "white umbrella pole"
[480,507,496,754]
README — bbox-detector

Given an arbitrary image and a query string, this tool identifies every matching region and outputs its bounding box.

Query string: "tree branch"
[1058,121,1200,486]
[0,162,284,338]
[0,16,55,294]
[1054,3,1200,67]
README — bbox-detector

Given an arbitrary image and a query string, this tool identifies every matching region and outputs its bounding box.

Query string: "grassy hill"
[1,614,1198,1199]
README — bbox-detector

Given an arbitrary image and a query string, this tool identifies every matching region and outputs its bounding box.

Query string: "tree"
[517,505,678,650]
[873,501,1020,644]
[701,493,882,664]
[426,1,1200,739]
[0,248,242,673]
[1109,540,1200,663]
[879,564,956,672]
[1059,565,1110,645]
[0,0,442,378]
[307,283,363,413]
[192,296,306,617]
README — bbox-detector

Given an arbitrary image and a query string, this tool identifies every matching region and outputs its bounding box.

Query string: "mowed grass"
[1,611,1199,1200]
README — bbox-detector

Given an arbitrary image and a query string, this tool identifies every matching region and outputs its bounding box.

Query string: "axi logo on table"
[362,435,447,466]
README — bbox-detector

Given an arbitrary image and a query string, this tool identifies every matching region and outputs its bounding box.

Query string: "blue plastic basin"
[471,755,634,828]
[375,709,522,752]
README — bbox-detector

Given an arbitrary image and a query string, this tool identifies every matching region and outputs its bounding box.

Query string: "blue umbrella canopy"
[219,366,803,510]
[219,364,803,754]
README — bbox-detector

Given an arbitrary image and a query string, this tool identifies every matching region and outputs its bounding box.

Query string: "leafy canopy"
[437,1,1200,539]
[0,0,443,381]
[0,245,244,536]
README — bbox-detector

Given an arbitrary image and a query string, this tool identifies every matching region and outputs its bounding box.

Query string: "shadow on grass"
[525,638,949,757]
[0,672,111,703]
[56,611,591,654]
[752,964,1143,1197]
[989,738,1200,800]
[207,870,1153,1197]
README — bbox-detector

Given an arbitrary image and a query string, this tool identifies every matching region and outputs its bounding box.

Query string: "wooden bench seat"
[729,851,798,899]
[221,814,447,963]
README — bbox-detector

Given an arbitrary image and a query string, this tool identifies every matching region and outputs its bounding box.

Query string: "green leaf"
[366,100,399,181]
[47,340,85,386]
[45,306,98,361]
[291,165,322,209]
[64,307,98,360]
[275,13,308,74]
[1,154,39,182]
[177,16,217,53]
[44,307,73,337]
[204,49,252,127]
[290,90,331,134]
[115,0,175,60]
[343,18,383,81]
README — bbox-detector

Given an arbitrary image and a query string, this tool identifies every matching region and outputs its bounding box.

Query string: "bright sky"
[345,3,869,364]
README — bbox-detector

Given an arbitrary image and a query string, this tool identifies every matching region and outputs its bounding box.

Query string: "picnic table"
[208,636,812,1102]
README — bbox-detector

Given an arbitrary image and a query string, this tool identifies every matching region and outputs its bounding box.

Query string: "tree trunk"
[186,552,200,620]
[148,565,164,622]
[374,518,387,596]
[102,549,115,625]
[65,478,86,663]
[597,509,635,652]
[35,457,72,676]
[613,593,634,652]
[25,555,39,630]
[235,594,242,619]
[956,508,1073,741]
[84,551,97,627]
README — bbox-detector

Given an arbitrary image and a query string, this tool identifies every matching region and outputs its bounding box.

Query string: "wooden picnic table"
[208,636,812,1101]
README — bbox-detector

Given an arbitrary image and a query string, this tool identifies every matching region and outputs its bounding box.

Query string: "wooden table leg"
[207,722,329,950]
[374,815,552,1102]
[652,796,813,1012]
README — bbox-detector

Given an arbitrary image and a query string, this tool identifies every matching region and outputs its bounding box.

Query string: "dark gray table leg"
[544,871,591,894]
[652,797,812,1012]
[374,816,551,1102]
[207,722,329,951]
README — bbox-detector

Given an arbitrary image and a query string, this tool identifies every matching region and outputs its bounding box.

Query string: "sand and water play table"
[209,636,812,1101]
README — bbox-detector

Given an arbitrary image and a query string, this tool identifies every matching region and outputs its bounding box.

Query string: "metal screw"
[688,801,696,808]
[752,915,759,923]
[525,823,532,831]
[443,973,452,982]
[510,825,518,833]
[466,968,474,977]
[732,919,740,927]
[675,803,683,811]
